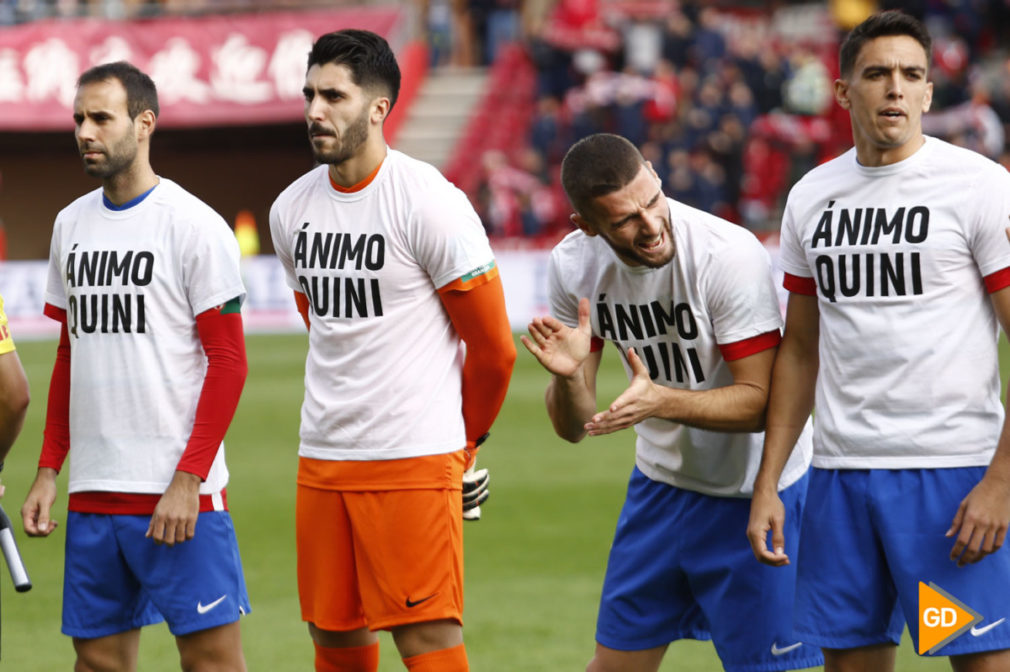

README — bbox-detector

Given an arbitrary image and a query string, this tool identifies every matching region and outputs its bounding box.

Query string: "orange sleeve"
[438,273,516,462]
[294,291,311,331]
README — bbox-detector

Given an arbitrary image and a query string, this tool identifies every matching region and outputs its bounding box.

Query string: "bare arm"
[584,342,777,436]
[747,292,819,566]
[0,349,29,467]
[522,297,601,442]
[946,283,1010,565]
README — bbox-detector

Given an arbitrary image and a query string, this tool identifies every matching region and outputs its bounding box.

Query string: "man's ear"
[136,109,156,141]
[834,78,851,110]
[371,96,391,124]
[572,212,596,236]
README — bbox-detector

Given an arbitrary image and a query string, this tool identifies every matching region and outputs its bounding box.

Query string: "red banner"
[0,8,409,130]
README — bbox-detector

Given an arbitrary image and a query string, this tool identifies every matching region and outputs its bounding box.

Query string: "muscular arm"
[946,284,1010,565]
[585,341,778,436]
[747,291,819,565]
[522,297,601,442]
[439,275,516,458]
[753,292,820,492]
[546,348,603,442]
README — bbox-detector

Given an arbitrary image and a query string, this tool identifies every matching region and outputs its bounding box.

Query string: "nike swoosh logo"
[197,595,228,614]
[405,593,438,608]
[770,642,804,656]
[971,618,1006,637]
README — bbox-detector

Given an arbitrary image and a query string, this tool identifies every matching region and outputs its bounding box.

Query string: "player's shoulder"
[55,186,104,222]
[386,148,449,185]
[152,178,229,228]
[672,199,764,253]
[273,164,329,210]
[386,149,468,205]
[788,147,856,196]
[924,136,1007,178]
[551,228,594,262]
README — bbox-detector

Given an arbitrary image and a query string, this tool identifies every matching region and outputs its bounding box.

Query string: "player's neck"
[328,139,387,189]
[854,133,926,168]
[102,162,159,207]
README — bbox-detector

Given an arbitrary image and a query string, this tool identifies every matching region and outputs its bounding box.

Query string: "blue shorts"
[795,468,1010,656]
[596,467,822,672]
[63,511,251,639]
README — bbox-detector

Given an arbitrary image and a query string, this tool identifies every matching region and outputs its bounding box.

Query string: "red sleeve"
[783,272,817,296]
[717,329,781,362]
[438,274,516,455]
[175,307,248,479]
[39,306,70,471]
[984,267,1010,293]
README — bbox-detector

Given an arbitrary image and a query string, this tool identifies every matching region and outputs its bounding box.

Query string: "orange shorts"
[296,451,465,632]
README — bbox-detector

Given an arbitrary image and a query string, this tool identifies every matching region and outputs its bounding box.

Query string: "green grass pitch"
[1,332,994,670]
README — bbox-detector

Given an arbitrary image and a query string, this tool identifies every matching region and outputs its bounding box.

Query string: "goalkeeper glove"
[462,462,489,521]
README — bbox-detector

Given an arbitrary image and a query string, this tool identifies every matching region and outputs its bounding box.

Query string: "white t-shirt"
[270,149,496,461]
[45,178,245,495]
[550,198,813,497]
[780,137,1010,468]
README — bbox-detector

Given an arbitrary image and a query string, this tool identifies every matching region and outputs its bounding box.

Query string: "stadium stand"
[445,0,1010,241]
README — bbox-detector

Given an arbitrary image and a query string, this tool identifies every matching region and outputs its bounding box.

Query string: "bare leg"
[175,621,246,672]
[72,630,141,672]
[585,642,668,672]
[822,644,897,672]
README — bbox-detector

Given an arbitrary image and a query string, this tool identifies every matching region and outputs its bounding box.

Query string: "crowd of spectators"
[8,0,1010,240]
[467,0,1010,241]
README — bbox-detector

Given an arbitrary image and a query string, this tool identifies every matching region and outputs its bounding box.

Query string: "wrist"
[172,470,203,490]
[752,474,780,497]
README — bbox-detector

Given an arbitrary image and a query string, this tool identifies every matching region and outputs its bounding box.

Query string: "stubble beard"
[80,135,137,179]
[606,218,675,269]
[310,107,370,166]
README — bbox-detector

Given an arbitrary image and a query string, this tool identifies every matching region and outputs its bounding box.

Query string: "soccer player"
[746,10,1010,671]
[521,133,821,672]
[269,30,515,672]
[0,292,30,485]
[20,62,250,672]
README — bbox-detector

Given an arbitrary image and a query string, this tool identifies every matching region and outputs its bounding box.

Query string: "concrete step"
[394,65,488,170]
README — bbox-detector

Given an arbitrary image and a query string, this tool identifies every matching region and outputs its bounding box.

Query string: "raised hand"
[584,347,658,436]
[521,297,593,378]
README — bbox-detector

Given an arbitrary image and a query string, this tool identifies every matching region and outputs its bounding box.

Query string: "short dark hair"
[77,61,159,120]
[839,10,932,79]
[561,134,644,217]
[308,29,401,110]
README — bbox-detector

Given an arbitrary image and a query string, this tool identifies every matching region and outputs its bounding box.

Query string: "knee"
[390,619,462,658]
[309,623,377,649]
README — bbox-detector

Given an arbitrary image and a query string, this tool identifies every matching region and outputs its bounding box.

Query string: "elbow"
[4,379,30,421]
[15,386,30,418]
[487,336,517,388]
[742,411,767,433]
[552,421,586,444]
[500,338,517,379]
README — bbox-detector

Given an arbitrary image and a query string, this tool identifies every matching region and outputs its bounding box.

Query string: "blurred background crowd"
[3,0,1010,246]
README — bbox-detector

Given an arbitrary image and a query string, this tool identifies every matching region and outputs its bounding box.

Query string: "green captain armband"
[221,297,242,314]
